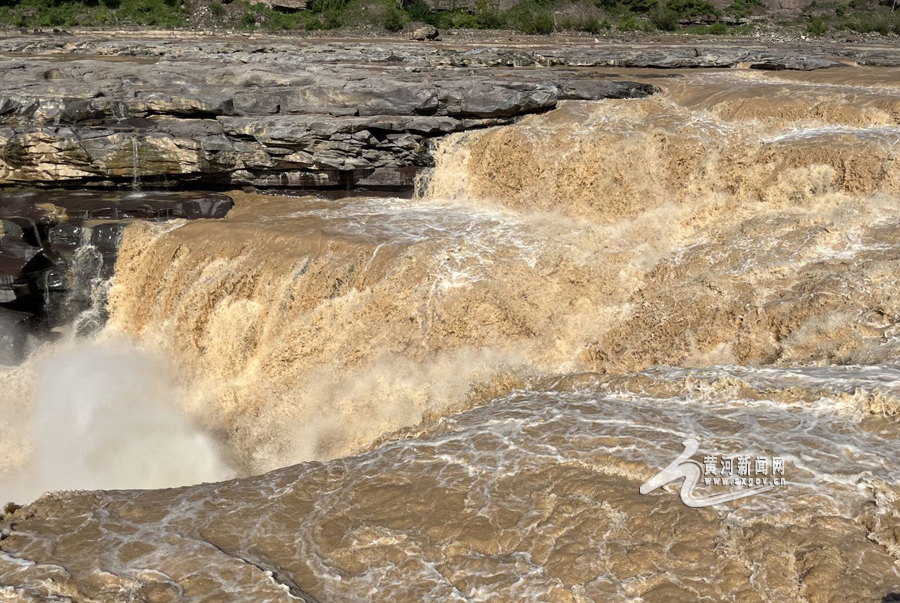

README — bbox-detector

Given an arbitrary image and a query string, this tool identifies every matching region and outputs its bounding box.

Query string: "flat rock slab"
[0,190,234,221]
[0,34,672,189]
[0,34,890,190]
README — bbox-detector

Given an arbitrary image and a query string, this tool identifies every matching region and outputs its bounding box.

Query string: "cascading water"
[83,69,900,476]
[64,243,109,335]
[130,133,141,193]
[4,67,900,603]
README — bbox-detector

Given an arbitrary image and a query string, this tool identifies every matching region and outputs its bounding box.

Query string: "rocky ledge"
[0,190,233,361]
[1,33,890,191]
[0,35,665,190]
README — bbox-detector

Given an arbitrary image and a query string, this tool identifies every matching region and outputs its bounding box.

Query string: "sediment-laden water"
[3,67,900,602]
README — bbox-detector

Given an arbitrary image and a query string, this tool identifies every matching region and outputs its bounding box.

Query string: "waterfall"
[67,243,109,336]
[131,134,142,193]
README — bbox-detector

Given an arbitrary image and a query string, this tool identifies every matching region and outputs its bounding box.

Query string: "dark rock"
[183,197,235,220]
[0,190,234,330]
[0,306,30,365]
[750,58,844,71]
[407,23,440,41]
[0,227,49,309]
[558,80,659,100]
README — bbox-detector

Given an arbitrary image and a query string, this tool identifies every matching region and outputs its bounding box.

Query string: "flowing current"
[3,68,900,601]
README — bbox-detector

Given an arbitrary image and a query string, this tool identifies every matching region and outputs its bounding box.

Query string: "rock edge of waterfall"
[1,34,893,190]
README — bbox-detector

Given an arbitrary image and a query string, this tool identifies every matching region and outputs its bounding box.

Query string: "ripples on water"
[3,68,900,602]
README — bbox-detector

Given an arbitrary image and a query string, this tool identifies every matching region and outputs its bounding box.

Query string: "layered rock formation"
[3,33,897,191]
[0,191,233,360]
[0,35,666,189]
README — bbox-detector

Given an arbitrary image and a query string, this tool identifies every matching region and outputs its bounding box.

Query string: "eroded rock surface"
[0,190,233,336]
[0,34,670,189]
[2,34,891,190]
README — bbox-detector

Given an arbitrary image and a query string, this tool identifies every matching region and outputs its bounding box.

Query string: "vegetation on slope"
[0,0,899,37]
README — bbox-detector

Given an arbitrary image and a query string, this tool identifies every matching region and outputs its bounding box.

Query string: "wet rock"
[558,80,659,100]
[43,220,125,329]
[0,306,31,365]
[1,190,234,222]
[56,192,235,221]
[0,190,234,328]
[0,226,47,307]
[750,57,843,71]
[183,197,234,220]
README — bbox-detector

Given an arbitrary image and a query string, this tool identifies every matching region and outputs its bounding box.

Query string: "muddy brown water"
[3,66,900,602]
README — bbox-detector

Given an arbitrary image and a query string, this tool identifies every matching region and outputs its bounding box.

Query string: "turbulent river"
[4,66,900,602]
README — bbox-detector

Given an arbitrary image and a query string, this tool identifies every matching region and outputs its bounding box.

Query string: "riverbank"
[5,0,900,41]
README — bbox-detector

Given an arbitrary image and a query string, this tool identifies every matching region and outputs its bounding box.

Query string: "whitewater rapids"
[3,66,900,602]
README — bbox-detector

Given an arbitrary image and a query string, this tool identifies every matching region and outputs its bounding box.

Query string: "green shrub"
[842,11,893,35]
[617,14,641,29]
[239,7,256,27]
[255,4,319,30]
[458,12,482,26]
[382,2,405,30]
[725,0,763,18]
[405,0,432,21]
[581,14,608,32]
[0,0,190,27]
[208,0,224,16]
[310,0,347,12]
[651,6,678,29]
[834,3,845,16]
[707,21,727,33]
[474,0,504,27]
[320,7,342,27]
[666,0,719,18]
[593,0,657,12]
[807,15,827,34]
[506,2,554,33]
[530,8,553,32]
[622,0,658,12]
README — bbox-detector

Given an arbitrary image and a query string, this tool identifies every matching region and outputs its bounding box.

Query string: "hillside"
[1,0,900,39]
